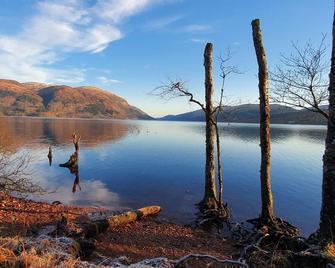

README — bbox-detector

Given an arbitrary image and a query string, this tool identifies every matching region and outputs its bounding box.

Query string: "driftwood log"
[84,206,162,238]
[60,133,81,168]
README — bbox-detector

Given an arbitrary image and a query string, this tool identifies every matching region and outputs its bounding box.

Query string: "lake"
[0,116,326,235]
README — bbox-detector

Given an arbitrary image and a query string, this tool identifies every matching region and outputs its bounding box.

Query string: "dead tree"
[60,132,81,168]
[271,36,329,119]
[153,44,218,210]
[320,2,335,244]
[252,19,275,225]
[153,44,237,213]
[203,43,218,209]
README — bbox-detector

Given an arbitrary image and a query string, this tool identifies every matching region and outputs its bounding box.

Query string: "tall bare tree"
[153,43,237,211]
[252,19,275,225]
[320,3,335,244]
[203,43,218,209]
[271,36,329,119]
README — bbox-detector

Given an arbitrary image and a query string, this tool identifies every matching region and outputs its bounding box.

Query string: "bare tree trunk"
[201,43,218,209]
[252,19,275,224]
[320,3,335,243]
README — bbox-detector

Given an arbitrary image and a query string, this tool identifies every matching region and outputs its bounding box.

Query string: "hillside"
[160,104,327,125]
[0,79,151,119]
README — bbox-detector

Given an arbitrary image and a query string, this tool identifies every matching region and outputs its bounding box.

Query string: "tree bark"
[252,19,275,224]
[201,43,218,209]
[320,3,335,243]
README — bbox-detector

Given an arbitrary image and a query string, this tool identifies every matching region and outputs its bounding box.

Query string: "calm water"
[0,117,326,235]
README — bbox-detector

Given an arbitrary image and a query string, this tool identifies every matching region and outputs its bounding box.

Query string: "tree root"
[230,217,335,267]
[195,203,231,232]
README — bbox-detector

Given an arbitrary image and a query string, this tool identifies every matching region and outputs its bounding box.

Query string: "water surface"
[0,117,326,235]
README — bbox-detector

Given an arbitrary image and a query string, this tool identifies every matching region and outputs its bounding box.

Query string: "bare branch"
[152,79,207,114]
[0,142,44,195]
[270,35,330,119]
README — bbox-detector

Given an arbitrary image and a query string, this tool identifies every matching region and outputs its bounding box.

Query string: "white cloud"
[98,76,122,84]
[190,38,206,43]
[0,0,165,84]
[143,14,183,31]
[94,0,159,23]
[181,24,212,33]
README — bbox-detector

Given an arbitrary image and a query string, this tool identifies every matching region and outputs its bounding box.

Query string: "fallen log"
[84,206,161,238]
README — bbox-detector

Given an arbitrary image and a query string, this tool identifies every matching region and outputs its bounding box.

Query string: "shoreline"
[0,193,237,267]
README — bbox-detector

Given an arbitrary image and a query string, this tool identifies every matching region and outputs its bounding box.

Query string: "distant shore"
[0,114,328,126]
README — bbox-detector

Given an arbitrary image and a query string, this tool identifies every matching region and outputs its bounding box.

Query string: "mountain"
[160,104,327,125]
[0,79,151,119]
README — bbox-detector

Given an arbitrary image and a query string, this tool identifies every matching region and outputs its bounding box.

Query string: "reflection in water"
[0,116,131,149]
[67,166,81,194]
[190,123,325,144]
[47,146,52,166]
[0,117,327,235]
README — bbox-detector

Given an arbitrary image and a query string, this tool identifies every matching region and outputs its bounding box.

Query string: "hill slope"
[0,79,151,119]
[160,104,327,125]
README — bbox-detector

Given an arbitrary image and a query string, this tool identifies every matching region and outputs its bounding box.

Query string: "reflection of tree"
[69,166,81,194]
[0,117,131,150]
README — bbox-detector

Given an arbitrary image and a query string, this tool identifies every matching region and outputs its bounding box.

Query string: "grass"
[0,236,81,268]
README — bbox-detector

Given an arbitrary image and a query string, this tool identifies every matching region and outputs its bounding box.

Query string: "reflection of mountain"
[0,79,151,119]
[190,123,326,143]
[160,104,327,125]
[0,117,131,150]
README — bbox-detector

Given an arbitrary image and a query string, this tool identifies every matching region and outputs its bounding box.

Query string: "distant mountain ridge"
[0,79,151,119]
[159,104,327,125]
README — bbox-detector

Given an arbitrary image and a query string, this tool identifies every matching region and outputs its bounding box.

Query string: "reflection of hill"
[190,123,326,144]
[0,117,131,150]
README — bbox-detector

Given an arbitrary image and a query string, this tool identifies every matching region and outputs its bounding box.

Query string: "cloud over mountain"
[0,0,165,84]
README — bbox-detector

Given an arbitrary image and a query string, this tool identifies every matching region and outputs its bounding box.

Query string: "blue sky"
[0,0,332,117]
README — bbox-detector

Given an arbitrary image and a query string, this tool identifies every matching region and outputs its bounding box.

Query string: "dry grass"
[0,236,82,268]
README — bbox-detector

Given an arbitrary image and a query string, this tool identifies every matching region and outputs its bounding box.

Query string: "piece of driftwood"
[84,206,161,238]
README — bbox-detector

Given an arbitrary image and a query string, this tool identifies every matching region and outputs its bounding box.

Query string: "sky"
[0,0,333,117]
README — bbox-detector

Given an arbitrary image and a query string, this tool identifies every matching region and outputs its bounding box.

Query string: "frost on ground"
[0,235,175,268]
